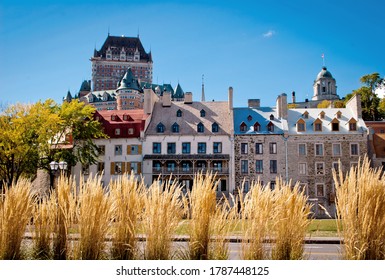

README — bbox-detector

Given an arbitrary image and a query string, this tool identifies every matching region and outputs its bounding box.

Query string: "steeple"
[201,74,205,102]
[64,90,73,103]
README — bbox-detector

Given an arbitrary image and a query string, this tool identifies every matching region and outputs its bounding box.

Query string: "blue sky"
[1,0,384,108]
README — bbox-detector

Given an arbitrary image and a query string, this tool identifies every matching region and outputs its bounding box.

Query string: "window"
[172,123,179,133]
[167,143,176,154]
[298,144,306,156]
[128,128,134,135]
[254,122,261,132]
[130,162,139,174]
[182,162,191,172]
[336,111,342,119]
[111,115,116,121]
[299,163,307,175]
[153,142,161,154]
[129,145,139,155]
[303,111,309,119]
[349,122,357,131]
[153,161,161,171]
[269,114,274,120]
[213,142,222,153]
[247,115,253,121]
[115,145,122,155]
[243,181,250,193]
[316,162,325,175]
[200,109,206,117]
[297,119,305,132]
[256,160,263,174]
[269,142,277,154]
[182,142,191,154]
[255,143,263,154]
[82,164,89,175]
[212,122,219,132]
[270,160,277,173]
[316,184,325,197]
[115,128,121,135]
[332,162,340,173]
[350,143,359,156]
[319,111,325,119]
[241,160,248,174]
[315,144,324,156]
[98,145,105,156]
[240,122,247,132]
[213,161,222,172]
[267,122,274,132]
[332,122,339,131]
[156,123,165,133]
[167,162,176,171]
[197,122,204,133]
[198,142,206,154]
[114,162,123,174]
[332,143,341,156]
[97,162,104,175]
[315,122,322,131]
[270,181,276,190]
[241,143,248,154]
[176,109,182,117]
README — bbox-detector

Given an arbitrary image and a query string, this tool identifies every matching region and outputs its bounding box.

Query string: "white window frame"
[350,143,359,156]
[315,143,324,156]
[315,162,325,175]
[299,163,307,175]
[332,143,341,156]
[316,183,325,197]
[298,143,307,156]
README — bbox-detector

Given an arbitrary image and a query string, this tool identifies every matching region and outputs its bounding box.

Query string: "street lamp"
[49,161,67,189]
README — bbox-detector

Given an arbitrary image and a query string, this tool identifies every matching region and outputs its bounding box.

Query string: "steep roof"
[146,101,232,135]
[173,83,185,99]
[117,68,142,92]
[94,35,151,61]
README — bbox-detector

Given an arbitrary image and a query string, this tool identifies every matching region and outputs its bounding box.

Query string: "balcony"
[152,167,229,175]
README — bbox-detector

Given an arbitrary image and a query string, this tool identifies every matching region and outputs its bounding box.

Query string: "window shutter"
[138,162,142,174]
[126,162,131,174]
[110,162,115,175]
[138,145,142,154]
[121,162,126,174]
[127,145,131,155]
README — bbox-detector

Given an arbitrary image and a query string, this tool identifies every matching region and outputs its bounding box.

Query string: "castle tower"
[312,66,339,101]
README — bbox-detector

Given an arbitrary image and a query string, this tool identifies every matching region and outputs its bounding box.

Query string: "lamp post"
[49,161,68,190]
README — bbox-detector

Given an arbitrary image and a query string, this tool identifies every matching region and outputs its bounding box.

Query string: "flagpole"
[322,54,325,67]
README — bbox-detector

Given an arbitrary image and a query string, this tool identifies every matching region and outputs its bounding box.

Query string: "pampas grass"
[188,173,218,260]
[239,181,273,260]
[271,179,312,260]
[142,179,187,260]
[109,173,145,260]
[73,175,114,260]
[0,179,33,259]
[333,157,385,260]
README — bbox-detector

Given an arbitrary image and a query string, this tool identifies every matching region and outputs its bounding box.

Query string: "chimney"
[228,87,233,111]
[143,88,152,114]
[248,99,260,108]
[276,93,288,119]
[162,91,172,107]
[184,92,193,104]
[346,93,362,119]
[292,91,296,104]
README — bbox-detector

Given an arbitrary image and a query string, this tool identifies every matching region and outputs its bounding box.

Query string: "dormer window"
[111,115,117,121]
[319,111,325,119]
[331,118,340,131]
[172,123,180,133]
[197,122,204,133]
[156,123,165,133]
[336,111,342,119]
[297,119,306,132]
[303,111,309,119]
[348,118,357,131]
[247,115,253,121]
[212,122,219,133]
[254,122,261,132]
[200,109,206,117]
[267,122,274,132]
[314,118,323,132]
[240,122,247,132]
[123,114,128,121]
[176,109,182,117]
[269,114,274,120]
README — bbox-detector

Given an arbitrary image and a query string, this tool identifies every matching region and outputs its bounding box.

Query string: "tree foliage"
[317,100,331,108]
[0,99,106,186]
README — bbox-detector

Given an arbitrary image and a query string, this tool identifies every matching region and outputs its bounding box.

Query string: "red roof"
[94,110,148,138]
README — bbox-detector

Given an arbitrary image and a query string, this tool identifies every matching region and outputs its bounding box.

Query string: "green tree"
[317,100,331,108]
[0,99,106,186]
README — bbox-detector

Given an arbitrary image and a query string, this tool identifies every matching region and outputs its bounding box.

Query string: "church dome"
[317,66,333,80]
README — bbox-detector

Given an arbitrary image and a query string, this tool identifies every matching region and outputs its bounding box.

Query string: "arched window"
[156,123,165,133]
[172,123,180,133]
[197,122,204,133]
[212,122,219,133]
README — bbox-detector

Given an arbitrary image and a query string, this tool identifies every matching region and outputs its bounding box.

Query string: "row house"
[142,89,234,197]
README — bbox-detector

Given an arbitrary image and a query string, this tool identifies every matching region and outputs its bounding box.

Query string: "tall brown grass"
[109,173,145,260]
[142,180,187,260]
[32,193,56,259]
[333,157,385,260]
[73,175,114,260]
[52,175,77,260]
[0,179,33,259]
[271,179,312,260]
[188,173,218,260]
[239,181,273,260]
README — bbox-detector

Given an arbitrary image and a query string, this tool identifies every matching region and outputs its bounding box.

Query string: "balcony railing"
[152,167,229,175]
